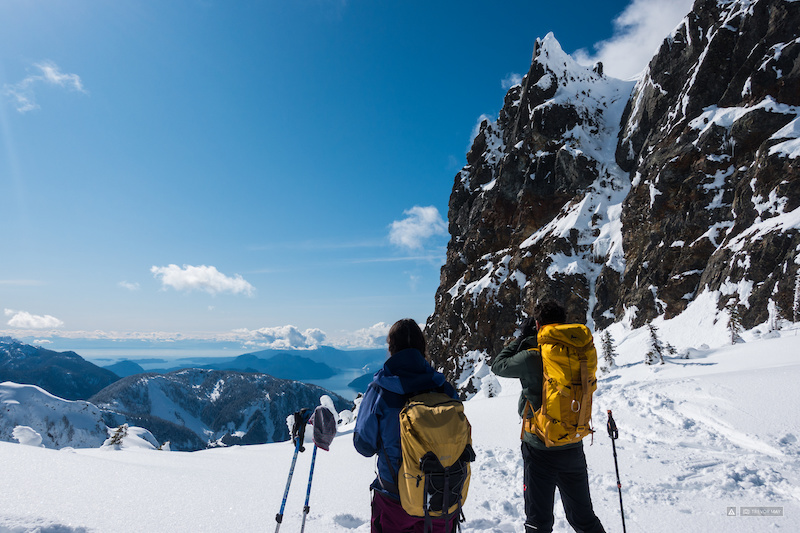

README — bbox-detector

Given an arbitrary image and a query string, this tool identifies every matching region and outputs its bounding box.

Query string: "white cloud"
[501,73,522,90]
[3,61,87,113]
[37,62,85,91]
[574,0,694,80]
[330,322,391,349]
[4,309,64,329]
[151,264,255,296]
[389,206,447,251]
[235,325,327,349]
[118,281,141,291]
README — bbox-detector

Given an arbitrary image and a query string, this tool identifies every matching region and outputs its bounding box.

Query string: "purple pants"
[371,491,458,533]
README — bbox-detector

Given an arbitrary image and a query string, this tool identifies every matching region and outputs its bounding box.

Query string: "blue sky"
[0,0,692,351]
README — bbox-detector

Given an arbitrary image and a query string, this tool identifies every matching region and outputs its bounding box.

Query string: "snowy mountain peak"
[533,31,599,83]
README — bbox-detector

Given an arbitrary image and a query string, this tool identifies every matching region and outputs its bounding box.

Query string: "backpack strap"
[422,473,433,533]
[520,399,534,440]
[376,435,400,495]
[577,352,591,427]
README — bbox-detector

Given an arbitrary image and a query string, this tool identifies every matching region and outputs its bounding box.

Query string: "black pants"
[521,442,605,533]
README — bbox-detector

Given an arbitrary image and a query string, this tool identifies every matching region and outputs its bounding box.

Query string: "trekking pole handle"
[607,410,619,439]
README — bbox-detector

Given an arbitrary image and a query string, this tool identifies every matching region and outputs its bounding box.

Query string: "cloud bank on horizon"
[0,322,393,351]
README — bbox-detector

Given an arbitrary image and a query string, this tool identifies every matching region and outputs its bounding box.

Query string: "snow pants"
[521,442,605,533]
[371,491,457,533]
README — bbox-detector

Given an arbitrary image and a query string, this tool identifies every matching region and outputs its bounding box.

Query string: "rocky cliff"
[425,0,800,393]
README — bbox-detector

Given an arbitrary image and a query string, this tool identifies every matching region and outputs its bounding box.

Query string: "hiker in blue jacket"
[353,318,459,533]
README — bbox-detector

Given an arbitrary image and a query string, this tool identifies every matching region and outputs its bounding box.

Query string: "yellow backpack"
[522,324,598,447]
[397,392,475,524]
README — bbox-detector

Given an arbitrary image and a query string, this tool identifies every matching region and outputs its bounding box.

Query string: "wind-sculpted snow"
[0,381,109,449]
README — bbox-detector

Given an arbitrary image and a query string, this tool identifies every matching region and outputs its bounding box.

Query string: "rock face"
[615,0,800,329]
[90,369,353,451]
[0,337,120,400]
[425,0,800,393]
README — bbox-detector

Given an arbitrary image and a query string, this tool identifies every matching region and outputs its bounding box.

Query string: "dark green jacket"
[491,335,581,450]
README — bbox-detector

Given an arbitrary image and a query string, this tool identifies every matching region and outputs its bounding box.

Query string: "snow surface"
[1,313,799,532]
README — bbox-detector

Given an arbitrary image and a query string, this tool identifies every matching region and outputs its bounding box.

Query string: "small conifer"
[725,300,743,344]
[794,270,800,323]
[645,321,670,365]
[600,330,617,372]
[107,424,128,448]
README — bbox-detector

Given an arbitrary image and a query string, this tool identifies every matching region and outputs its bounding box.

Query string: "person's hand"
[520,316,537,339]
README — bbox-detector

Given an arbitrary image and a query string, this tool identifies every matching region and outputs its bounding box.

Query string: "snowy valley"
[1,311,798,532]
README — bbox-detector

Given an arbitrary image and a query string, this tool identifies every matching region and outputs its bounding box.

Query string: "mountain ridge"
[0,336,120,400]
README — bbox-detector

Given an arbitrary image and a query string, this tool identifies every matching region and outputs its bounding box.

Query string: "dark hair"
[533,300,567,326]
[387,319,426,357]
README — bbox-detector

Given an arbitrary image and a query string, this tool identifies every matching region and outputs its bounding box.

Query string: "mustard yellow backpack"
[522,323,598,447]
[397,392,475,527]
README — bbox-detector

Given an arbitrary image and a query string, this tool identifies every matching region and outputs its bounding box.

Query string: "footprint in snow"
[778,432,799,454]
[333,514,366,528]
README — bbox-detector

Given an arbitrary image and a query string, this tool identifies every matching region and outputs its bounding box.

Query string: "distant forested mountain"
[0,337,119,400]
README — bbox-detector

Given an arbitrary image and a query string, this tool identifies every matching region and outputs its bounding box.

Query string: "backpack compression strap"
[577,355,591,428]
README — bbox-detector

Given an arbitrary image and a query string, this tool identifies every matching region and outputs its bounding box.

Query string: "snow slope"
[1,326,798,532]
[0,382,110,449]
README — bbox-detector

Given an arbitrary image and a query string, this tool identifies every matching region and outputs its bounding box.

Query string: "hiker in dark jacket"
[353,318,459,533]
[491,301,605,533]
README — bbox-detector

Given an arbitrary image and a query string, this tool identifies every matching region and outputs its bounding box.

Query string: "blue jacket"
[353,348,458,497]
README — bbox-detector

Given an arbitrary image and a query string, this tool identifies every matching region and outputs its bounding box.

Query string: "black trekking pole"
[607,410,627,533]
[299,444,318,533]
[275,409,309,533]
[274,436,302,533]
